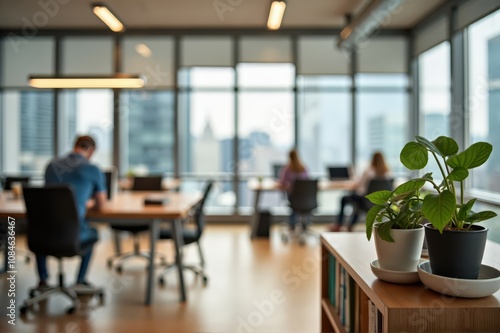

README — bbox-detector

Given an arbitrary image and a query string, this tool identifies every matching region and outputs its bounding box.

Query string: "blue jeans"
[36,227,98,284]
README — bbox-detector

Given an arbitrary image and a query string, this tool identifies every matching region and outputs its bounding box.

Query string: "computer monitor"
[132,176,163,191]
[327,166,351,180]
[3,176,30,190]
[272,164,285,179]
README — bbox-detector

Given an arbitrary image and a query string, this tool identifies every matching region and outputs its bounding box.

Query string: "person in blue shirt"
[37,135,107,289]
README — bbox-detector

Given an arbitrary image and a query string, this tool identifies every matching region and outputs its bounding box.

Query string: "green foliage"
[365,179,426,242]
[399,136,497,233]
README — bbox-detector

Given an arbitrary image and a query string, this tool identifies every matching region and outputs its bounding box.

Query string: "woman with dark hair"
[329,151,390,232]
[278,149,309,230]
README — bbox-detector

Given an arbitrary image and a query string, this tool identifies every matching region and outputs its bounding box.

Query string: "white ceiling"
[0,0,447,30]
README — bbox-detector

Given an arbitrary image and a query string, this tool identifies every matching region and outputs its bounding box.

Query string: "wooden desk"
[248,179,355,238]
[320,233,500,332]
[0,190,202,305]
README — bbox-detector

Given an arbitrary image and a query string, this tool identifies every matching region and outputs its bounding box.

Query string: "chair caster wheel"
[159,277,165,286]
[98,292,105,304]
[29,290,36,298]
[20,305,28,315]
[107,259,113,268]
[66,306,76,314]
[116,266,123,274]
[202,276,208,286]
[281,234,288,243]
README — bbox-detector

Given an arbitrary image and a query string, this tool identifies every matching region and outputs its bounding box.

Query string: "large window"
[120,91,174,175]
[59,90,113,169]
[1,90,54,175]
[467,10,500,195]
[237,63,295,209]
[179,67,235,213]
[355,74,409,177]
[419,42,451,139]
[297,76,352,175]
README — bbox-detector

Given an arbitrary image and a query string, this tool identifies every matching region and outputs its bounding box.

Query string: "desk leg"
[113,231,121,255]
[172,218,187,302]
[251,189,261,239]
[145,219,159,305]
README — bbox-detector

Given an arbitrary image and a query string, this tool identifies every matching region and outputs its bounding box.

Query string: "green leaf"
[377,221,395,242]
[447,167,469,181]
[366,205,384,240]
[465,211,497,223]
[394,179,426,195]
[432,136,459,157]
[400,142,428,170]
[365,190,392,205]
[421,172,434,181]
[447,142,493,169]
[457,198,476,221]
[422,190,456,233]
[415,136,442,155]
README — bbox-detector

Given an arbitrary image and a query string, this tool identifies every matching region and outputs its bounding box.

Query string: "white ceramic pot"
[374,224,425,272]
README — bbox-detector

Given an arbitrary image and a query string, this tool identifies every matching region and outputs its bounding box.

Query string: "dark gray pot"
[424,223,488,279]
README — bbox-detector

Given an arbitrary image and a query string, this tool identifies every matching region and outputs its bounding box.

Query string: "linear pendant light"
[267,1,286,30]
[28,74,145,89]
[92,2,125,32]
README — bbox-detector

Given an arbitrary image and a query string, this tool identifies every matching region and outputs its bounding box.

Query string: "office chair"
[19,186,104,315]
[107,175,166,273]
[157,181,213,286]
[350,177,394,229]
[281,179,318,245]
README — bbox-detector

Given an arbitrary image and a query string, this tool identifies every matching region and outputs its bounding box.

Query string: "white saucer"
[370,260,421,284]
[417,261,500,298]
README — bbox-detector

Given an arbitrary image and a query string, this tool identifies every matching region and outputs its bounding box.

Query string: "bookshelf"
[320,233,500,333]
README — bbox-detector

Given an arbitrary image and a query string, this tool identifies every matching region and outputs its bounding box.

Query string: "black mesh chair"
[107,176,166,272]
[20,186,104,315]
[281,179,318,245]
[351,177,394,228]
[157,181,213,286]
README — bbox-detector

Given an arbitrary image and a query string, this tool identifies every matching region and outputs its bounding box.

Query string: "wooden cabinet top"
[321,233,500,311]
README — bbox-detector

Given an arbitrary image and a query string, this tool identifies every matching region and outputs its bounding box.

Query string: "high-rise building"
[487,34,500,191]
[368,114,406,175]
[125,91,175,174]
[20,91,54,172]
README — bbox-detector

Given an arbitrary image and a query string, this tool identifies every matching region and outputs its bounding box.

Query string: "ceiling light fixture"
[28,74,146,89]
[92,2,125,32]
[267,1,286,30]
[338,0,407,50]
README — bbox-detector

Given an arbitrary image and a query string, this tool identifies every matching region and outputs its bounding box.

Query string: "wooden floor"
[0,224,332,333]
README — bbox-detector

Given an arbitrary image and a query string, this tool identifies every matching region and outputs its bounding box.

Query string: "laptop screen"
[328,167,350,180]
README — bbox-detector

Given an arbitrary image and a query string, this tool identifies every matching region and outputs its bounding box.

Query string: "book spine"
[328,254,336,307]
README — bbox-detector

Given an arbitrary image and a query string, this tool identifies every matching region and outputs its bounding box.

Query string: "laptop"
[327,166,351,180]
[272,164,285,179]
[132,176,163,191]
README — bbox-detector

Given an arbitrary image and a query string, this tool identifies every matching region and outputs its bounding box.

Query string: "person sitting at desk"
[278,149,309,230]
[329,151,390,232]
[37,135,106,290]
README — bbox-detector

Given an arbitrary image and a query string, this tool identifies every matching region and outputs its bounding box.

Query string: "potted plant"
[399,135,497,279]
[365,179,427,272]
